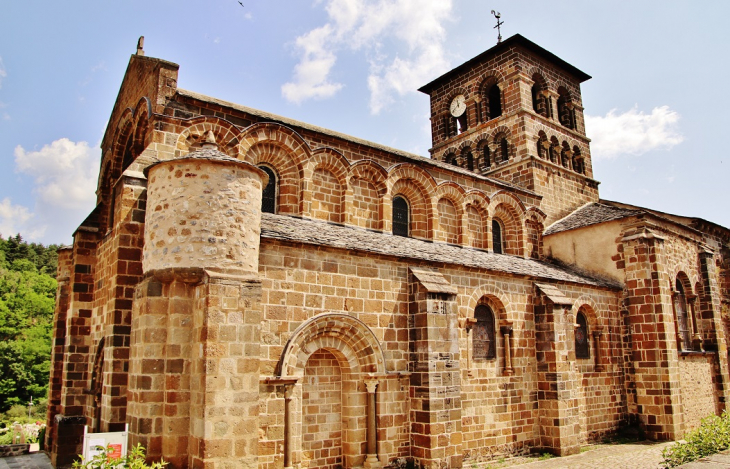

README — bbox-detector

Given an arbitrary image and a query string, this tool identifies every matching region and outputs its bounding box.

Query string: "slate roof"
[543,203,641,236]
[261,213,621,289]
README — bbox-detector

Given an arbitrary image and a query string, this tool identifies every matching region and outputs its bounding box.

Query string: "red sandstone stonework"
[47,35,730,469]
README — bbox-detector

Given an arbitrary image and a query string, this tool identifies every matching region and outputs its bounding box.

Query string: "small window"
[487,85,502,120]
[259,166,277,214]
[575,312,590,359]
[392,196,409,237]
[482,146,491,170]
[674,280,691,351]
[473,305,496,360]
[499,138,509,163]
[492,219,503,254]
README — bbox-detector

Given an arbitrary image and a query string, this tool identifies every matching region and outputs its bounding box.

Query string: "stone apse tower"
[47,34,730,469]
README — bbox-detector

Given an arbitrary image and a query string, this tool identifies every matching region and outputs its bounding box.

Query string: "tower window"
[392,196,409,237]
[575,312,590,359]
[492,219,503,254]
[259,165,278,214]
[557,87,576,130]
[487,85,502,120]
[481,145,491,171]
[499,138,509,163]
[473,305,496,360]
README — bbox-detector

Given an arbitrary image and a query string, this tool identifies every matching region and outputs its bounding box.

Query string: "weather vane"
[491,10,503,44]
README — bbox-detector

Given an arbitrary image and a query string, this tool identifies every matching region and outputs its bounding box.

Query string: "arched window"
[481,145,491,171]
[486,84,502,120]
[674,279,691,351]
[537,133,548,159]
[557,87,575,130]
[560,143,571,168]
[392,196,409,237]
[549,138,559,164]
[531,74,550,118]
[575,312,590,359]
[259,165,278,214]
[473,304,496,360]
[492,219,503,254]
[572,147,584,174]
[499,138,509,163]
[465,151,474,171]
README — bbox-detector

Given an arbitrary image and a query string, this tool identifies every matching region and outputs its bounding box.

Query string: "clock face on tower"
[450,94,466,117]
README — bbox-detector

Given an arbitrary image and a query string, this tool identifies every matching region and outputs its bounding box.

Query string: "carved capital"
[364,378,379,394]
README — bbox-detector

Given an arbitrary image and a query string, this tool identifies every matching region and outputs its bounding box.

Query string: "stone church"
[46,34,730,469]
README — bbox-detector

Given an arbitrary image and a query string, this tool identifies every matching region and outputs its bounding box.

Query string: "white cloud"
[0,56,6,89]
[585,105,683,159]
[14,138,99,211]
[282,0,453,113]
[244,12,252,20]
[0,198,43,240]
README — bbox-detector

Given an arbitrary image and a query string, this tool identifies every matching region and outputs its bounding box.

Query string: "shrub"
[662,411,730,468]
[73,443,168,469]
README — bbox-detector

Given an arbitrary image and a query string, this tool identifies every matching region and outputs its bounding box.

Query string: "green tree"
[0,234,57,411]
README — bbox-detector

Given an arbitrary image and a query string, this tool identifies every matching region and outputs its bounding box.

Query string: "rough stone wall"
[678,355,718,431]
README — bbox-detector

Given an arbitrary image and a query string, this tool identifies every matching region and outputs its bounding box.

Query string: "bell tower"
[419,34,599,224]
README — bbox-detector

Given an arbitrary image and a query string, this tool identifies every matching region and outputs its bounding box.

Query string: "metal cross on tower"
[491,10,503,43]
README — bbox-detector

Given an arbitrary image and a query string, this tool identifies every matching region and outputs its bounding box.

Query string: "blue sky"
[1,1,729,245]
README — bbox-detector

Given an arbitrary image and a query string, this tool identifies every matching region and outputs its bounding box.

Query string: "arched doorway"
[279,314,387,469]
[302,349,346,469]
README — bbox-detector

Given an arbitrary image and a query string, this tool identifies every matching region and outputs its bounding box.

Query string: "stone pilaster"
[621,226,683,440]
[534,285,580,456]
[408,267,462,469]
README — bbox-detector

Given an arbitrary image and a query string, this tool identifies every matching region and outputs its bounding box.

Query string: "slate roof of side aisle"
[261,213,622,289]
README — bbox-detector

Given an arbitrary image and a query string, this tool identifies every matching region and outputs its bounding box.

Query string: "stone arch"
[478,74,505,122]
[386,164,436,239]
[464,286,513,374]
[464,190,490,250]
[348,160,387,230]
[279,313,386,378]
[303,148,350,223]
[465,285,512,320]
[489,192,526,256]
[129,98,153,162]
[440,86,471,114]
[490,126,513,164]
[524,207,546,260]
[175,116,241,158]
[243,131,305,216]
[571,296,601,330]
[111,108,136,174]
[280,313,386,469]
[434,182,466,245]
[239,122,310,168]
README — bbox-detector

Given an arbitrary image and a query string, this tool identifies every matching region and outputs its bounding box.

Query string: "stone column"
[500,323,514,376]
[284,384,295,469]
[364,378,380,468]
[592,328,604,372]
